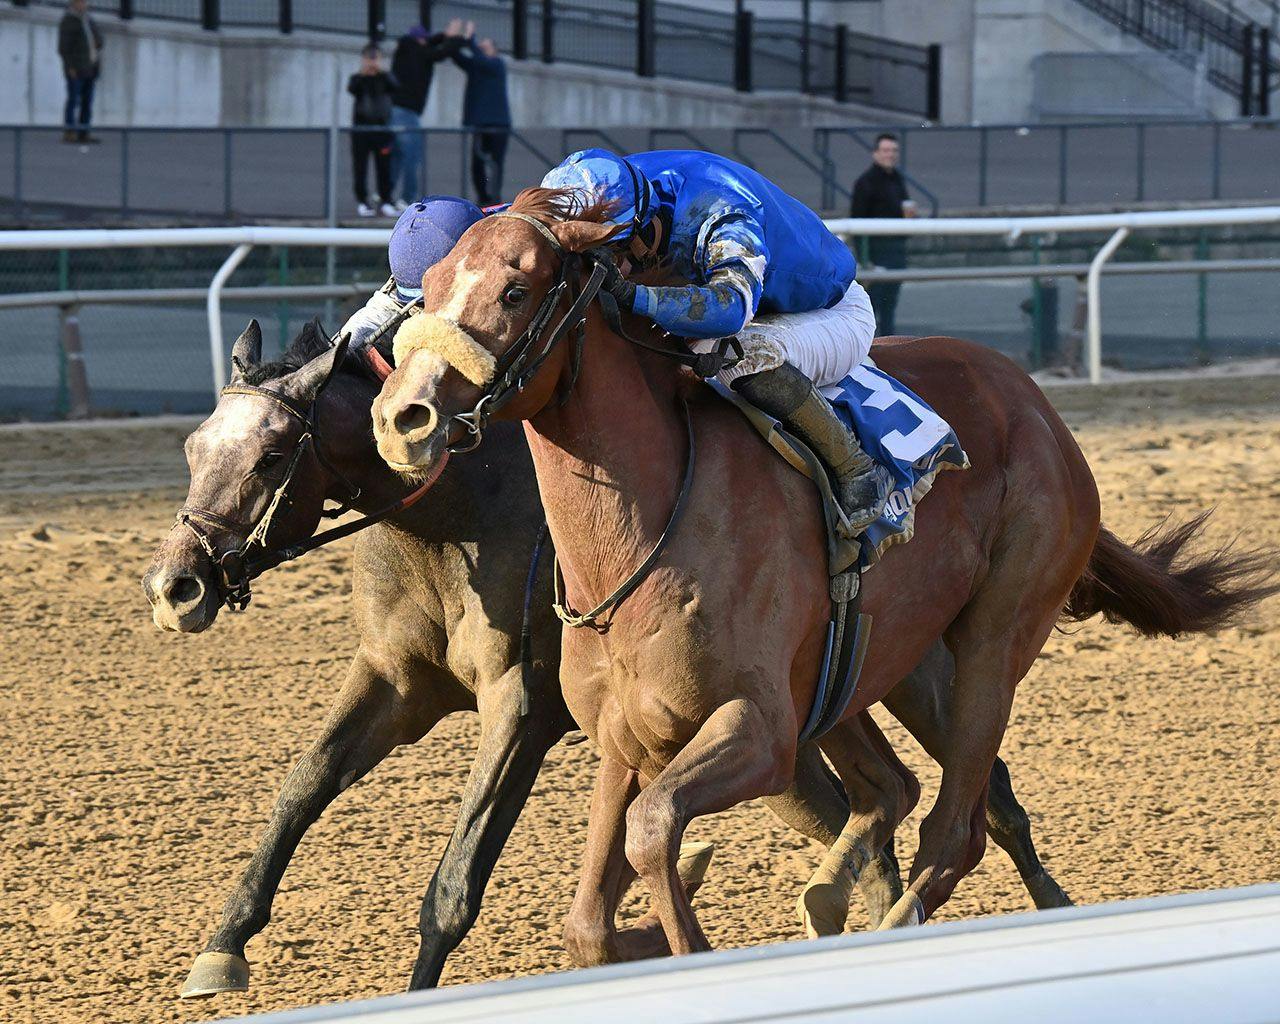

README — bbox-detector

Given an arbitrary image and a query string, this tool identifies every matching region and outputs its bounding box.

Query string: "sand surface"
[1,376,1277,1023]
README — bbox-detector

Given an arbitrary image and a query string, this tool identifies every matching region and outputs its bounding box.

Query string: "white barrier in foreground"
[226,884,1280,1024]
[2,206,1279,394]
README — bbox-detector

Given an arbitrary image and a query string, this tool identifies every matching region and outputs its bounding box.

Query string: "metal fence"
[17,0,940,117]
[815,117,1280,212]
[1,208,1278,422]
[1071,0,1276,113]
[3,119,1278,225]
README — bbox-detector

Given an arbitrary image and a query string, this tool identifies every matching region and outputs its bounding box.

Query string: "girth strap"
[553,399,697,631]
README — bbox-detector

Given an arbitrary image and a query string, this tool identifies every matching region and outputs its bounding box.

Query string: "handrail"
[2,206,1277,397]
[817,127,941,216]
[560,128,629,158]
[732,128,853,204]
[647,128,712,153]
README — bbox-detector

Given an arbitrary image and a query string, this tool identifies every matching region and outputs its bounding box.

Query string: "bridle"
[174,339,438,612]
[434,211,740,630]
[444,212,608,454]
[444,211,741,457]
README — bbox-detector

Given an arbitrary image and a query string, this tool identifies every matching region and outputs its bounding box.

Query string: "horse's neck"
[319,377,409,515]
[525,321,689,610]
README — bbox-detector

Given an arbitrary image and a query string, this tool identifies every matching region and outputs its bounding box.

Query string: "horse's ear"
[288,332,352,403]
[549,219,621,254]
[230,319,263,381]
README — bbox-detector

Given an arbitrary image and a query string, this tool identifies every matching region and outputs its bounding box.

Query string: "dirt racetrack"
[2,374,1277,1023]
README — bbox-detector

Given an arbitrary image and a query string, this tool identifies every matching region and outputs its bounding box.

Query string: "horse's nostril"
[393,401,437,436]
[163,574,204,608]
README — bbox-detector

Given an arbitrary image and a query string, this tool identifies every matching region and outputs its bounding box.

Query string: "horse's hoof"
[1025,868,1074,910]
[876,892,925,930]
[179,952,250,998]
[796,882,849,939]
[676,841,714,890]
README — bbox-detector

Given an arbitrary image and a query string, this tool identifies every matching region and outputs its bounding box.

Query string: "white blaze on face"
[438,259,484,324]
[392,257,500,388]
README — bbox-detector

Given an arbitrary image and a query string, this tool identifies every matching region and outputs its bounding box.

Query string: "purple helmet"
[389,195,485,300]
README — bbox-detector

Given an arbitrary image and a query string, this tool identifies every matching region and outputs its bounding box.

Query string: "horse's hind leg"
[181,651,436,998]
[884,640,1073,911]
[985,758,1073,909]
[408,666,566,989]
[798,713,918,937]
[625,698,791,955]
[762,743,905,929]
[880,525,1075,929]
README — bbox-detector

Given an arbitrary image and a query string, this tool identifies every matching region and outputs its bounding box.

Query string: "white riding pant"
[691,279,877,390]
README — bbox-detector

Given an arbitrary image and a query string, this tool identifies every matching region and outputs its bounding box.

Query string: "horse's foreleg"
[181,652,423,998]
[408,667,564,989]
[562,753,651,965]
[625,698,789,956]
[797,713,917,938]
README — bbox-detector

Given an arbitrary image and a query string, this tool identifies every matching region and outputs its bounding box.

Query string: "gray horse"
[143,320,1069,996]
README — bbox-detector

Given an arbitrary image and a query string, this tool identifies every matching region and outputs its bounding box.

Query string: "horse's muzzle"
[373,391,446,474]
[143,561,218,633]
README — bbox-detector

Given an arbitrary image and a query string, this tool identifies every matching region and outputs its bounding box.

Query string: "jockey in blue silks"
[541,149,886,534]
[341,194,486,349]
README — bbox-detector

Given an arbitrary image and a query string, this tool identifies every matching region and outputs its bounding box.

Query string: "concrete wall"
[0,6,893,129]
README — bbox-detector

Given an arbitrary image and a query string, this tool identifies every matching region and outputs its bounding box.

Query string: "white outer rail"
[1,205,1278,391]
[225,884,1280,1024]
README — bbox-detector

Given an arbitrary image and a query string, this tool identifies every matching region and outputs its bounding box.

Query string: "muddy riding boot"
[732,362,887,536]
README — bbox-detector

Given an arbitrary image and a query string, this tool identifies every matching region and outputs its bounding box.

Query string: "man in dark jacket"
[849,132,917,336]
[452,30,511,206]
[348,44,398,217]
[57,0,103,144]
[388,19,464,208]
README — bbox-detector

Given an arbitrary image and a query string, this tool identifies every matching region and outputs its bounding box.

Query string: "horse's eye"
[255,451,284,473]
[501,284,528,307]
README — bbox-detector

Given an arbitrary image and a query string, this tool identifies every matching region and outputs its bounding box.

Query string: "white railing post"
[207,243,254,396]
[1086,227,1130,385]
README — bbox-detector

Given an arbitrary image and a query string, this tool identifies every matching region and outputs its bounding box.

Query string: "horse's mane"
[506,187,681,289]
[507,186,616,226]
[240,318,347,385]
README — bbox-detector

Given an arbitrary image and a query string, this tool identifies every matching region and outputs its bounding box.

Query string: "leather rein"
[470,212,738,631]
[174,342,437,612]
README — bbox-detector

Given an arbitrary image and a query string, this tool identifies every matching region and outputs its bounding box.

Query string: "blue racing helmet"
[389,195,486,300]
[540,149,654,242]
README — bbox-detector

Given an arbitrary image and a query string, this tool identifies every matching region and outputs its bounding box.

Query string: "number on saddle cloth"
[823,363,970,566]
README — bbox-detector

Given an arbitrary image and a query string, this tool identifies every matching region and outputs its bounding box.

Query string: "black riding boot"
[732,362,887,536]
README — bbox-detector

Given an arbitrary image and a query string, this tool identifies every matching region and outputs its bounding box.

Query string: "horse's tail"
[1062,511,1278,638]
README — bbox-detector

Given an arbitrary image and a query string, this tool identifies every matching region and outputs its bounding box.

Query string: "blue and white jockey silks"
[822,363,969,565]
[540,149,861,351]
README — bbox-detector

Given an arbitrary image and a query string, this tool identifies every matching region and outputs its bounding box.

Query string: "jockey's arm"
[632,214,767,340]
[340,278,405,350]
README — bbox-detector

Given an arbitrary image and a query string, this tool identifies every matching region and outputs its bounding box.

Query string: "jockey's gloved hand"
[594,253,637,313]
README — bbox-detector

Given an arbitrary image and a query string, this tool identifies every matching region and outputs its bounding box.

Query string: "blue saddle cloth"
[820,362,969,567]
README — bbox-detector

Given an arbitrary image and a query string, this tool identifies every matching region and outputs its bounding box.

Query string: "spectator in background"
[452,26,511,206]
[389,18,465,209]
[58,0,103,145]
[850,132,917,336]
[348,44,398,218]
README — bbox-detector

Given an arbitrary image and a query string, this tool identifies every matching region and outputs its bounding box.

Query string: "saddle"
[707,379,871,745]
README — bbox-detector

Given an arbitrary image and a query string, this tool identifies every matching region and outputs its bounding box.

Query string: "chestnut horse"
[372,191,1274,954]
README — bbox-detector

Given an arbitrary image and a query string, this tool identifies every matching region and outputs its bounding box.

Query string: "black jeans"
[64,73,96,129]
[866,239,906,336]
[470,130,508,206]
[352,131,393,206]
